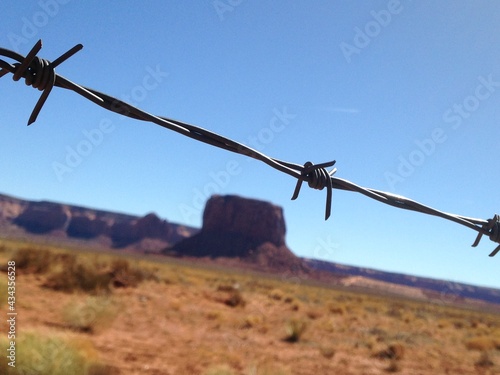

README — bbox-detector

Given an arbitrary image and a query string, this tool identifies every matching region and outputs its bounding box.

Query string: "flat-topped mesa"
[168,195,309,275]
[202,195,286,247]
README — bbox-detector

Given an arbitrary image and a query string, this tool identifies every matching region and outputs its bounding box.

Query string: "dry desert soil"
[0,238,499,375]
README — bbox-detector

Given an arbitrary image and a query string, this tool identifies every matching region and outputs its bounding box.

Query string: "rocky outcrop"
[13,201,69,234]
[67,215,108,239]
[0,193,197,250]
[169,195,309,273]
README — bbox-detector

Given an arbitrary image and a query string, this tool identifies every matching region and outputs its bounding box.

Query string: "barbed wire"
[1,40,498,257]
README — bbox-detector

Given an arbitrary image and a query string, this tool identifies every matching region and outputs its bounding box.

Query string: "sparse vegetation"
[0,331,107,375]
[0,238,498,374]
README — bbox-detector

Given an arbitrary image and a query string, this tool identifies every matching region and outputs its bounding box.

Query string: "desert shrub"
[12,247,52,274]
[306,309,323,320]
[241,314,263,329]
[475,352,494,368]
[327,302,345,315]
[284,318,307,343]
[44,258,113,294]
[373,343,405,360]
[224,289,245,308]
[0,331,106,375]
[268,288,285,301]
[214,284,246,308]
[206,310,223,321]
[44,256,158,294]
[108,258,159,288]
[319,345,335,359]
[63,296,120,333]
[385,360,401,373]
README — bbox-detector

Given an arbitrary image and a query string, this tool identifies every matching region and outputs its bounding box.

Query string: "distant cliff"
[0,193,197,251]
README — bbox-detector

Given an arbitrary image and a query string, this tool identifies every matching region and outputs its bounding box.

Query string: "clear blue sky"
[1,1,499,288]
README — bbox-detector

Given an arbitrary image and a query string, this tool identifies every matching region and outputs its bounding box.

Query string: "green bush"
[0,331,105,375]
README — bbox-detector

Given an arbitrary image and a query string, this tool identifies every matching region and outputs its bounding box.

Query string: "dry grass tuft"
[12,247,52,274]
[474,352,494,368]
[284,318,307,343]
[319,345,335,359]
[268,288,285,301]
[327,302,346,315]
[373,343,405,361]
[62,295,120,334]
[385,360,402,373]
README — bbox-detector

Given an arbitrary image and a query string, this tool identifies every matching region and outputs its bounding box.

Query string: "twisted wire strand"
[1,40,498,256]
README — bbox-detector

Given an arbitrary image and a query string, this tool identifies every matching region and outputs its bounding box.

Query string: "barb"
[1,40,498,256]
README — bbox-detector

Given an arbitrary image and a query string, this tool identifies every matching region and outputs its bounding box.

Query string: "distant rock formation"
[0,193,197,250]
[14,201,69,234]
[203,195,286,247]
[67,215,107,239]
[168,195,309,273]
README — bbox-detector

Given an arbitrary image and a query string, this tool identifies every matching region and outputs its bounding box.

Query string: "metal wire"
[1,40,499,257]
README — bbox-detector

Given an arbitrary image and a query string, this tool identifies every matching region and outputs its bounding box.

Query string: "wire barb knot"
[471,214,500,257]
[291,160,337,220]
[14,56,54,91]
[6,40,83,125]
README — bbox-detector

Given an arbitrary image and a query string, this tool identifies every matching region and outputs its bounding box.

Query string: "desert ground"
[0,238,499,375]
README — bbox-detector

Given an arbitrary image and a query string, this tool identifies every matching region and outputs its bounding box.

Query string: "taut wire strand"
[1,40,498,256]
